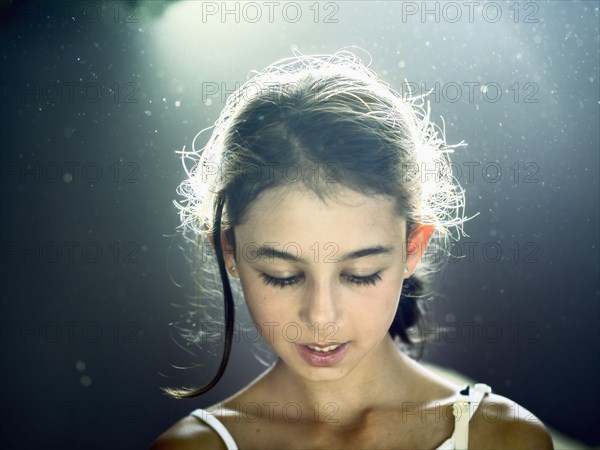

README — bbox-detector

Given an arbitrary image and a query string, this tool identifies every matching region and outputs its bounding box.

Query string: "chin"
[296,365,351,382]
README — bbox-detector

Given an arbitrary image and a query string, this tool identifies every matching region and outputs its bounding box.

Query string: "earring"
[405,266,410,274]
[230,265,236,272]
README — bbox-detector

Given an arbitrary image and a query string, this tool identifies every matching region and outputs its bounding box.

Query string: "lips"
[296,342,350,367]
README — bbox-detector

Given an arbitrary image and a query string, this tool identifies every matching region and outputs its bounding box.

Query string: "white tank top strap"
[452,383,492,449]
[190,408,239,450]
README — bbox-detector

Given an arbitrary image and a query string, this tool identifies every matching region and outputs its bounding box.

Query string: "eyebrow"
[251,244,395,263]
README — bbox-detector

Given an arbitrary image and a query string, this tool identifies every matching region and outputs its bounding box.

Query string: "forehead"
[234,185,406,246]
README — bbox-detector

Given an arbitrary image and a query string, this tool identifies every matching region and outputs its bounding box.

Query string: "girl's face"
[225,186,424,382]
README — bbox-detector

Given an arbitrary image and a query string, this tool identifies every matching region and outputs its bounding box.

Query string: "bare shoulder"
[149,415,227,450]
[471,392,554,450]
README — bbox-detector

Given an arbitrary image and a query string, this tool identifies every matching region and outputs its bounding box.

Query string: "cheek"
[239,277,266,319]
[239,277,290,339]
[351,284,401,336]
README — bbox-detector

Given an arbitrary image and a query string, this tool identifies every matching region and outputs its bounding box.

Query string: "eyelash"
[260,272,383,289]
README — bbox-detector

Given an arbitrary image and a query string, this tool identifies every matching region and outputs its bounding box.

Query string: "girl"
[151,50,553,449]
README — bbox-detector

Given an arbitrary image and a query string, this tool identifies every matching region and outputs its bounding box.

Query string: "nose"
[298,278,341,334]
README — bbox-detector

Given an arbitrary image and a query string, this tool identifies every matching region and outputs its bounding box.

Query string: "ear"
[404,223,436,277]
[208,229,238,277]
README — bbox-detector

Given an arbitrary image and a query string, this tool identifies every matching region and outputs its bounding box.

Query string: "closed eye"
[260,271,383,289]
[260,273,303,289]
[343,271,382,287]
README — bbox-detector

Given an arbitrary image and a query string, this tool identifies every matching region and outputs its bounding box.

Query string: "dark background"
[0,1,598,449]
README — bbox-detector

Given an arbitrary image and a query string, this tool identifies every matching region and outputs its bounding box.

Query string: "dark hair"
[164,50,469,399]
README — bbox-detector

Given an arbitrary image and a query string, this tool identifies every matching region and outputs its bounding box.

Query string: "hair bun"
[389,273,430,358]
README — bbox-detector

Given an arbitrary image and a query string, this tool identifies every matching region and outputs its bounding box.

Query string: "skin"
[150,186,554,450]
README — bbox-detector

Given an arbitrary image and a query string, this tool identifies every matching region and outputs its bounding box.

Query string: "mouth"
[295,341,350,367]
